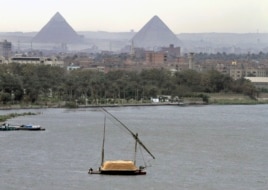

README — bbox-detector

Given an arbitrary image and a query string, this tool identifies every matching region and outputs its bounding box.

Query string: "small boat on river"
[18,124,45,131]
[0,123,45,131]
[89,108,155,175]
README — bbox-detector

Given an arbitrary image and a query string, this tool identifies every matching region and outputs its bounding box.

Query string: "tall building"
[0,40,12,59]
[188,52,194,69]
[145,51,167,64]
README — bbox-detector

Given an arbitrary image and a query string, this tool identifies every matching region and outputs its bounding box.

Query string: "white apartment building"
[9,56,64,66]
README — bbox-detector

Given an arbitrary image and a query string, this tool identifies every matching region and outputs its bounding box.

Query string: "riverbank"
[209,93,268,104]
[0,112,40,123]
[0,93,268,110]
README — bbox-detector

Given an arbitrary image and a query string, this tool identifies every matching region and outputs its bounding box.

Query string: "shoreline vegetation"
[1,93,267,122]
[0,112,40,123]
[0,93,268,110]
[0,64,261,108]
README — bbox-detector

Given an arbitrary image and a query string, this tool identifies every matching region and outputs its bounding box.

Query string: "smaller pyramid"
[132,16,180,49]
[33,12,83,44]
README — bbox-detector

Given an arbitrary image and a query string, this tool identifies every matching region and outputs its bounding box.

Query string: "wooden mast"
[101,115,106,166]
[134,133,138,165]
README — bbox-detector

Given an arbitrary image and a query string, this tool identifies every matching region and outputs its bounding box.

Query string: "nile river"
[0,105,267,190]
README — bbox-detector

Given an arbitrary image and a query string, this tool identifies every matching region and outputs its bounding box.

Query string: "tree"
[201,70,233,93]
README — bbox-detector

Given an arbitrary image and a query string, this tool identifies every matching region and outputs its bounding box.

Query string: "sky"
[0,0,267,33]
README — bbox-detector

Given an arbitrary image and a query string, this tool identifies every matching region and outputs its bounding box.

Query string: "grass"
[208,93,268,105]
[0,112,39,122]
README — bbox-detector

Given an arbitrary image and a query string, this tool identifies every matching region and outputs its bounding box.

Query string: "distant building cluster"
[189,56,268,80]
[0,41,63,66]
[1,38,268,77]
[1,12,268,89]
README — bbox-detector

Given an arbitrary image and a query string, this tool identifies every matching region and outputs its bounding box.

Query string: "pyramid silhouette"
[132,15,180,49]
[33,12,83,44]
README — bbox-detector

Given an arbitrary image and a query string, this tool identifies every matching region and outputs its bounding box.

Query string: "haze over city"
[1,0,267,33]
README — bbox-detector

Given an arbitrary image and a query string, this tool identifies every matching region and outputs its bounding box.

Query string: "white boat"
[1,123,45,131]
[18,124,45,131]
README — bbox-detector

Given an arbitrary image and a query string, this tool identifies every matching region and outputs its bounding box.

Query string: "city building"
[9,56,64,66]
[67,63,81,71]
[229,62,268,80]
[161,44,180,61]
[144,44,180,65]
[145,51,167,64]
[245,77,268,89]
[0,40,12,59]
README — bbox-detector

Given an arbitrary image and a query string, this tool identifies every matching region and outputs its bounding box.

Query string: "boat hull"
[88,168,146,175]
[17,127,45,131]
[18,125,45,131]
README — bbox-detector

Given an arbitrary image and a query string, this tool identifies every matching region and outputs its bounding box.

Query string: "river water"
[0,105,267,190]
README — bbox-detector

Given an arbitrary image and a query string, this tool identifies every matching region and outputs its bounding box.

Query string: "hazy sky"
[1,0,267,33]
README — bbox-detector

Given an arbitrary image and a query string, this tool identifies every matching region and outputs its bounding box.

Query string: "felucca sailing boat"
[89,108,155,175]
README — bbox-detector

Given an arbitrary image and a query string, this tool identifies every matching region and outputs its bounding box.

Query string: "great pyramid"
[132,15,180,49]
[33,12,83,44]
